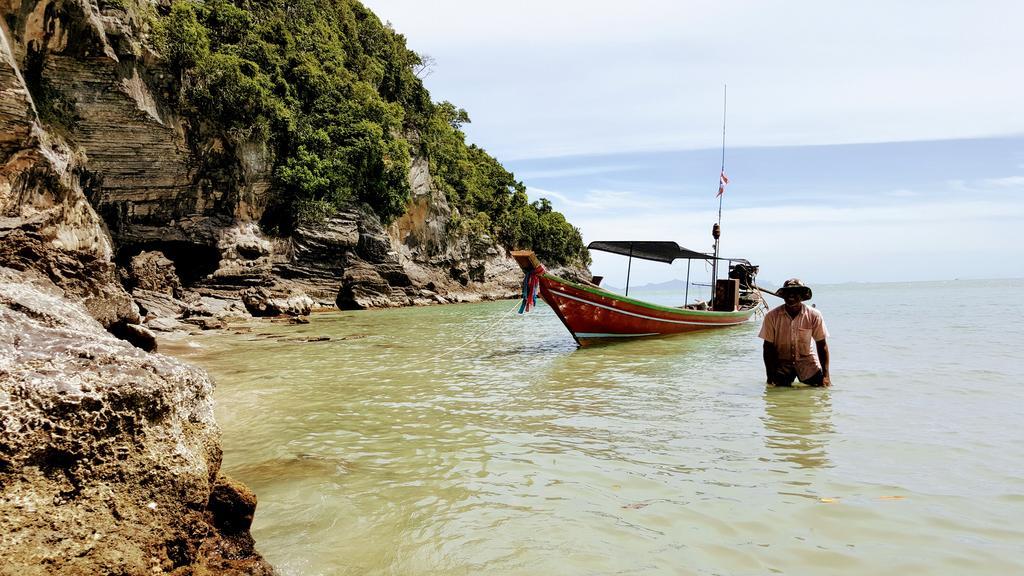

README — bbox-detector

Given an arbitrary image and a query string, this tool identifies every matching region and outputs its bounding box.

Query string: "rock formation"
[0,0,543,330]
[0,266,274,575]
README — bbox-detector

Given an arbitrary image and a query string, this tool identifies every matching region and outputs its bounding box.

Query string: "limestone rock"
[191,295,250,321]
[388,155,452,260]
[0,227,138,329]
[134,288,188,319]
[0,40,34,159]
[241,286,313,317]
[197,222,275,296]
[357,229,395,264]
[219,222,272,261]
[274,212,361,305]
[123,250,183,296]
[335,259,393,310]
[208,475,258,535]
[182,316,227,330]
[145,316,184,333]
[0,266,275,575]
[109,319,159,352]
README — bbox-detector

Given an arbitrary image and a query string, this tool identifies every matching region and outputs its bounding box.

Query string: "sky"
[362,0,1024,285]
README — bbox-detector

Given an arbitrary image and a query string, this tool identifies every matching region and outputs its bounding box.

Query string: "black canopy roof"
[587,241,748,264]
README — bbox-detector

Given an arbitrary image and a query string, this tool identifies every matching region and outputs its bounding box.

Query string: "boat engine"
[729,262,759,290]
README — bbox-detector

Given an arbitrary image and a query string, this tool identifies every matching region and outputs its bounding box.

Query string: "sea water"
[172,278,1024,575]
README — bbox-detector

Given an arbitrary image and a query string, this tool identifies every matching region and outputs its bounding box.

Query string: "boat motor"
[728,262,759,290]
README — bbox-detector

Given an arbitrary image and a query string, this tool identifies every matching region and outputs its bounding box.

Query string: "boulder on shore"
[0,267,275,575]
[241,286,314,317]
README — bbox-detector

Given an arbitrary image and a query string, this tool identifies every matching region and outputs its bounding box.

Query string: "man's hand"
[815,339,830,387]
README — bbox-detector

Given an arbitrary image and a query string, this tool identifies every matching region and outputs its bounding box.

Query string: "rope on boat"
[750,284,777,318]
[753,290,770,318]
[342,300,523,379]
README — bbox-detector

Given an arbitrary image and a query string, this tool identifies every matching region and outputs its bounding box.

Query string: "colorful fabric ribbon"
[518,265,544,313]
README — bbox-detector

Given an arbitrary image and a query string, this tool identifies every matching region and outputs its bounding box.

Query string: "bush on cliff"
[155,0,588,266]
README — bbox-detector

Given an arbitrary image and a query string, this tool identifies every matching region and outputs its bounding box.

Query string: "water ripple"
[174,283,1024,575]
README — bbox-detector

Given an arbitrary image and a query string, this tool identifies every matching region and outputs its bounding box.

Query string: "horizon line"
[603,276,1024,291]
[495,133,1024,164]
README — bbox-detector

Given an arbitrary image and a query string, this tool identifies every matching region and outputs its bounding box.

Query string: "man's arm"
[763,341,779,384]
[815,338,830,386]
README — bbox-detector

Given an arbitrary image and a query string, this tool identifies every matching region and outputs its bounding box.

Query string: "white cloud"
[945,176,1024,197]
[516,164,642,180]
[525,187,581,208]
[527,186,654,212]
[365,0,1024,160]
[886,189,921,198]
[980,176,1024,188]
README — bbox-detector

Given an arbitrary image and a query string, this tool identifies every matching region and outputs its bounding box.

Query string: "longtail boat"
[512,241,762,347]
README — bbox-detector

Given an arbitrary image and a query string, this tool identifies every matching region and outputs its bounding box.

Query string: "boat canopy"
[587,241,748,264]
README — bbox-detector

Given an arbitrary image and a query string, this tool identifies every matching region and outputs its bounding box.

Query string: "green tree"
[154,0,587,265]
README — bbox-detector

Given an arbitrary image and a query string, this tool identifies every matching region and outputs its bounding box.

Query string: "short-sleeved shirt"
[759,304,829,381]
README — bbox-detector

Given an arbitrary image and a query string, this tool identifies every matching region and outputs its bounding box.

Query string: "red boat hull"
[537,273,756,347]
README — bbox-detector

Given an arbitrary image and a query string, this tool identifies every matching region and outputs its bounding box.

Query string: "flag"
[717,171,730,197]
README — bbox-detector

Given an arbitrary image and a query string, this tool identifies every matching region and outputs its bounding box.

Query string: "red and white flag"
[716,171,730,197]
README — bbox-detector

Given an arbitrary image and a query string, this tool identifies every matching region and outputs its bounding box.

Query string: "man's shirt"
[759,304,829,381]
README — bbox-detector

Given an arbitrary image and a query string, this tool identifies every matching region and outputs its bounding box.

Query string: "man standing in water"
[760,278,831,387]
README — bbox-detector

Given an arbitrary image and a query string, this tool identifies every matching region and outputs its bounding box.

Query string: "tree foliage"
[155,0,587,265]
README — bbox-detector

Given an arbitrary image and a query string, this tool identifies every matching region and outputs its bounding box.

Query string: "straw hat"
[779,278,813,301]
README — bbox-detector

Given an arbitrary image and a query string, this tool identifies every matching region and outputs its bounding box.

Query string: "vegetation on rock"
[154,0,589,265]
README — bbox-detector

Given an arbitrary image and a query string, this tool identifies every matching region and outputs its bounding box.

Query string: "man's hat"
[779,278,812,301]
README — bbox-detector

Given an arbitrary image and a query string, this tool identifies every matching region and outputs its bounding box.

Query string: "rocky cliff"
[0,0,550,335]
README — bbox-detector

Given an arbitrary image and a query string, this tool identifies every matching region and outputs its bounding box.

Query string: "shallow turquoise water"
[176,279,1024,575]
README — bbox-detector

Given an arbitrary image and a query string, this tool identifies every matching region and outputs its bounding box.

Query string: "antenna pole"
[718,84,727,225]
[711,85,727,292]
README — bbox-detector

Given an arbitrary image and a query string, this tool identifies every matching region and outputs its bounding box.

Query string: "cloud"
[516,164,642,180]
[726,201,1024,226]
[886,189,921,198]
[525,187,579,207]
[980,176,1024,188]
[365,0,1024,160]
[944,176,1024,199]
[527,186,655,212]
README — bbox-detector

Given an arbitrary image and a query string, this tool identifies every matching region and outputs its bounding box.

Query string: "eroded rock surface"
[241,286,313,317]
[0,226,138,329]
[123,251,183,297]
[0,266,275,575]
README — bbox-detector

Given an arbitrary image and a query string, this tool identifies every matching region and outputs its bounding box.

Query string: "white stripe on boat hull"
[549,289,749,327]
[575,332,660,338]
